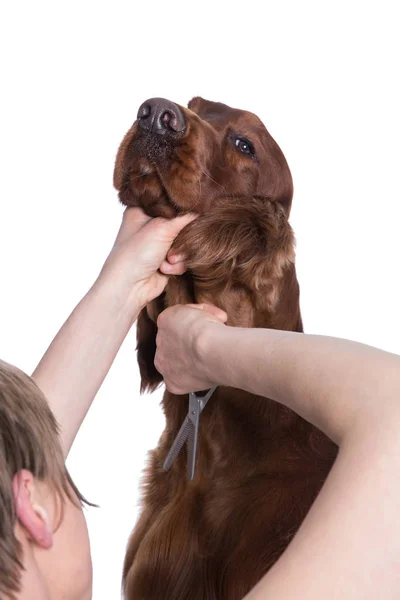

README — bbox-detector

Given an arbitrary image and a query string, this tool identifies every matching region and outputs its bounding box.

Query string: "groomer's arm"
[155,306,400,599]
[32,208,194,457]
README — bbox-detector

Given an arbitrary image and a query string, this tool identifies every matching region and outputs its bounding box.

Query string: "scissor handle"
[190,386,217,412]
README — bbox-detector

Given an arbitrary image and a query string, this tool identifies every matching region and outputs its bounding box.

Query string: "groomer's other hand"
[97,207,197,312]
[155,304,228,394]
[34,207,197,456]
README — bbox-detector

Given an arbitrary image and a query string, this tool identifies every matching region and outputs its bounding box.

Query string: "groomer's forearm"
[33,280,139,456]
[202,326,400,443]
[201,326,400,597]
[244,423,400,599]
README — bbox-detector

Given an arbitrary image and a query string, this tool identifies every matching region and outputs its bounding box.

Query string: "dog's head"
[114,97,293,217]
[114,97,299,393]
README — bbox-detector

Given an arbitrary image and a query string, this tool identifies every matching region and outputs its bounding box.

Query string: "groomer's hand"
[97,207,197,312]
[155,304,227,393]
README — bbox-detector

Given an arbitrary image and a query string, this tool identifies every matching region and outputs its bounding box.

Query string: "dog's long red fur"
[114,97,337,599]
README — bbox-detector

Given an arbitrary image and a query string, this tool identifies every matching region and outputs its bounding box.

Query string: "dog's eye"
[235,138,255,156]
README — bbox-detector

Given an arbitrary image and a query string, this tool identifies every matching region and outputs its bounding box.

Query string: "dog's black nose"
[137,98,186,135]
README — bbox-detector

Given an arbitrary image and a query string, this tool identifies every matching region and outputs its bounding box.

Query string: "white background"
[0,1,399,598]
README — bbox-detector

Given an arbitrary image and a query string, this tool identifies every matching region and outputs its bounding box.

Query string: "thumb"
[155,213,198,244]
[186,303,228,323]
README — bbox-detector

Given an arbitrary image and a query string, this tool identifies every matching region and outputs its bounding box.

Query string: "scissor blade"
[187,418,199,480]
[163,417,191,472]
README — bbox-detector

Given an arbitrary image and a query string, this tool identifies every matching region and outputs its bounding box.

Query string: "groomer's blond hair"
[0,359,86,599]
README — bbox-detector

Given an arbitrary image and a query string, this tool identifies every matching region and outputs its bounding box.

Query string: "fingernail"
[169,254,184,264]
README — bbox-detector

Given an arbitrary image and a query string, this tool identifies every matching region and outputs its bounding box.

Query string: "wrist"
[194,321,232,388]
[90,274,142,325]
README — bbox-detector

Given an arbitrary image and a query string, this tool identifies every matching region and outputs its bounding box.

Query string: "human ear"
[12,470,53,549]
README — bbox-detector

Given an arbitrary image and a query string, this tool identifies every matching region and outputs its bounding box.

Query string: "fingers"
[121,208,197,240]
[148,214,196,273]
[160,213,198,241]
[167,251,185,264]
[113,207,153,245]
[120,208,196,243]
[157,304,228,328]
[185,303,228,322]
[160,249,186,274]
[158,303,227,324]
[122,207,153,230]
[159,259,186,275]
[147,212,197,244]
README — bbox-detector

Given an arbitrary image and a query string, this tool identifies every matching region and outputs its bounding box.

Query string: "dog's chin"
[118,180,183,218]
[142,200,179,218]
[123,135,200,217]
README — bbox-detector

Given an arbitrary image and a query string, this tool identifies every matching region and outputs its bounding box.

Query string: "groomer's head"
[0,359,92,600]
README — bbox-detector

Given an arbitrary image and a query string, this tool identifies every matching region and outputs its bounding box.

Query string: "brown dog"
[114,97,337,600]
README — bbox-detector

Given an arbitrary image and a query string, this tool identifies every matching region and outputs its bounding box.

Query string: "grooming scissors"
[163,387,216,480]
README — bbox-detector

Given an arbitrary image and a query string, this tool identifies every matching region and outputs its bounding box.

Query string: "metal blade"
[187,418,199,480]
[163,417,191,472]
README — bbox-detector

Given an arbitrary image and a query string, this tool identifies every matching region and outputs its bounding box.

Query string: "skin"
[154,304,400,599]
[11,207,195,600]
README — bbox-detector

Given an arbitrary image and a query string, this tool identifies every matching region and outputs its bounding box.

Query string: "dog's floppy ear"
[258,141,293,217]
[136,294,165,393]
[113,125,136,192]
[188,96,229,120]
[187,96,206,114]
